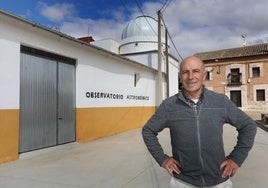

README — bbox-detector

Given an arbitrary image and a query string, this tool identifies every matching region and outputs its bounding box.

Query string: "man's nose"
[188,71,194,79]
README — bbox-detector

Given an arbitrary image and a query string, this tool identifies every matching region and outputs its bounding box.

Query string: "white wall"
[76,51,157,107]
[0,39,20,109]
[0,12,158,109]
[122,53,179,98]
[92,39,120,54]
[168,57,179,96]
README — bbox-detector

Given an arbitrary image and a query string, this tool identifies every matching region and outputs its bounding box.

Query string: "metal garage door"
[58,61,76,144]
[19,46,75,153]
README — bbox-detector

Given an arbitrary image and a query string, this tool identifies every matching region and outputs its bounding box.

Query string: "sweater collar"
[178,86,206,103]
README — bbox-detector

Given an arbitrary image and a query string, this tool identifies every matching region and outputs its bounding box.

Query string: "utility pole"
[165,27,169,97]
[157,10,163,106]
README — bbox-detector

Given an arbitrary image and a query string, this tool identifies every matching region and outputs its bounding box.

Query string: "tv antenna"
[241,34,247,46]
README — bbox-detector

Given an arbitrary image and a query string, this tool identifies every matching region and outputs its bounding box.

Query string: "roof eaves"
[195,43,268,61]
[0,9,157,73]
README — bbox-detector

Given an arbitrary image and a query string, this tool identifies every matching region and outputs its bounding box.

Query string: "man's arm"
[225,96,257,166]
[142,102,169,166]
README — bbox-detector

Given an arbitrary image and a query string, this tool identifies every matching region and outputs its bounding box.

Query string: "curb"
[256,120,268,132]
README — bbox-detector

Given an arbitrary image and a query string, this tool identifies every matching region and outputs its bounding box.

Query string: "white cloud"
[37,2,76,22]
[36,0,268,60]
[36,2,128,41]
[160,0,268,58]
[60,17,126,41]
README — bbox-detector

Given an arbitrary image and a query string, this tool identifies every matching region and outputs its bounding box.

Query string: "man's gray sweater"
[142,88,257,187]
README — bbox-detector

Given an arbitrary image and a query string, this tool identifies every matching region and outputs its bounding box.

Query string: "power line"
[133,0,158,36]
[121,0,183,61]
[161,16,184,61]
[158,0,183,61]
[134,0,145,15]
[162,0,173,13]
[167,29,184,61]
[120,0,158,38]
[159,0,183,60]
[160,0,172,13]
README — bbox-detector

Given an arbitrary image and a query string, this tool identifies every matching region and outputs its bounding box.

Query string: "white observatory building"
[0,10,179,164]
[93,15,179,98]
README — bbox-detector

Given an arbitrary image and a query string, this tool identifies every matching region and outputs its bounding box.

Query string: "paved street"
[0,112,267,188]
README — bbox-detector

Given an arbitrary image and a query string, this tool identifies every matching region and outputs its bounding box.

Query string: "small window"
[256,89,265,101]
[134,74,137,87]
[206,72,210,80]
[252,67,260,77]
[228,68,241,84]
[134,73,140,87]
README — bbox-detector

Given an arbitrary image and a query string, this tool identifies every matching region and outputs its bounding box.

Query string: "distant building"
[195,43,268,111]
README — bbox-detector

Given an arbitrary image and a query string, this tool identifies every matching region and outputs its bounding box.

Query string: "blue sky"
[0,0,147,25]
[1,0,268,59]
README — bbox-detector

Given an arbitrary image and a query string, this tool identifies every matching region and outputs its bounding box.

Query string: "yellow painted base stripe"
[0,106,156,164]
[0,109,19,164]
[76,106,156,142]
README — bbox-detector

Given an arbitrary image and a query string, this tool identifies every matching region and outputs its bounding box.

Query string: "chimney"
[78,36,95,43]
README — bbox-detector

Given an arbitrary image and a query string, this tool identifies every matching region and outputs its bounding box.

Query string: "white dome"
[121,16,161,40]
[120,15,166,55]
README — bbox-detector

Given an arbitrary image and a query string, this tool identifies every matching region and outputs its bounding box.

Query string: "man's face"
[179,57,207,95]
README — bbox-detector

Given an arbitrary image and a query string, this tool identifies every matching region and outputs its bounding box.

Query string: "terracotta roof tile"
[195,43,268,61]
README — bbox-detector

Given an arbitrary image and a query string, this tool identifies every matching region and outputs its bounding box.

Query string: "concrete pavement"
[0,112,267,188]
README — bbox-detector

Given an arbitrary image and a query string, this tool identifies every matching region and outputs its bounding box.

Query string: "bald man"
[142,56,256,188]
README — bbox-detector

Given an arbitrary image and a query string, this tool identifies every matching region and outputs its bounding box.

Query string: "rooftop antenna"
[241,34,247,46]
[88,24,90,37]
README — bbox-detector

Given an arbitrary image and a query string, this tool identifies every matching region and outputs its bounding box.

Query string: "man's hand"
[220,158,239,178]
[161,157,181,176]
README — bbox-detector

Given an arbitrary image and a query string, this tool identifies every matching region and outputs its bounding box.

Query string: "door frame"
[19,46,76,153]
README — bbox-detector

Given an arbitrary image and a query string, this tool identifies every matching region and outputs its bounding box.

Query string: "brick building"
[195,43,268,111]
